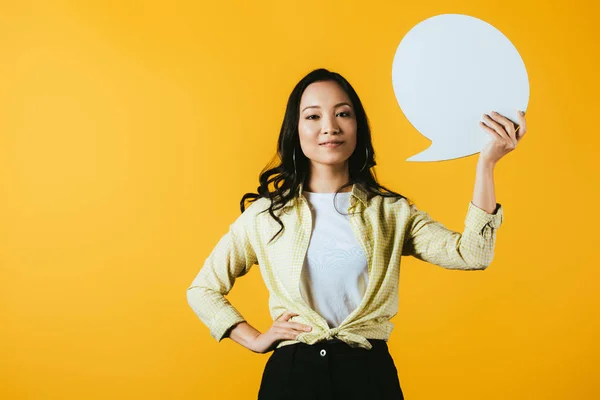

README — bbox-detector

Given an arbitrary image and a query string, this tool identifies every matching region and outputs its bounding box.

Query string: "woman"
[186,68,527,399]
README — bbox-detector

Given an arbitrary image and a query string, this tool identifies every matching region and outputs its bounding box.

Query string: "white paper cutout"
[392,14,530,162]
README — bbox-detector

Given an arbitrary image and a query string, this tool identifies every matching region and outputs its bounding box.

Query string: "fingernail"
[519,110,525,115]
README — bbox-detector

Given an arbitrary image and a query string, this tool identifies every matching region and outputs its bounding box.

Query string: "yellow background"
[1,1,598,399]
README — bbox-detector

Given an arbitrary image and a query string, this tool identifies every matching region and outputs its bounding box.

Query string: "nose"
[322,114,340,134]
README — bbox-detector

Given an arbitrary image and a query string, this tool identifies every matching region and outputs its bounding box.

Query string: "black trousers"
[258,339,404,400]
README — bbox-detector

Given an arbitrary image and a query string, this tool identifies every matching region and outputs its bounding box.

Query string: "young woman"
[186,68,527,400]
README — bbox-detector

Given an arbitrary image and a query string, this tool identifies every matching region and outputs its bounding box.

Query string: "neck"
[305,162,352,193]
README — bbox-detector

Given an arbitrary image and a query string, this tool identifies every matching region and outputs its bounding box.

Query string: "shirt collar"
[296,181,368,208]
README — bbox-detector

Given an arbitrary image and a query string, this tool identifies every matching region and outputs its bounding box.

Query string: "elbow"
[186,285,196,306]
[459,262,489,271]
[460,256,493,271]
[475,255,494,270]
[186,284,210,316]
[186,286,198,313]
[455,253,493,271]
[476,262,491,271]
[467,245,495,270]
[186,284,213,303]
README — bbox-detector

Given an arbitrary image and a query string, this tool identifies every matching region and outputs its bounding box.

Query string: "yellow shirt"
[186,182,504,350]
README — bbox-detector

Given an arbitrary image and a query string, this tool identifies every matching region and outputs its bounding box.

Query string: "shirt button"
[320,349,327,357]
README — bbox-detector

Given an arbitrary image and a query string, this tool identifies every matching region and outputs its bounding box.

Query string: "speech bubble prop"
[392,14,530,162]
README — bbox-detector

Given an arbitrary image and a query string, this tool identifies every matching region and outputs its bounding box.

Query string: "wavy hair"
[240,68,410,245]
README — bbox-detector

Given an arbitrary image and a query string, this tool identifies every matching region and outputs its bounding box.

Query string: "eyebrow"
[301,102,352,113]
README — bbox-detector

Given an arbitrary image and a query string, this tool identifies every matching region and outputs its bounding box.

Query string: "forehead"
[300,81,351,106]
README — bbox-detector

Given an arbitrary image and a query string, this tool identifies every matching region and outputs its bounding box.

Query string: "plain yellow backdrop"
[1,1,599,399]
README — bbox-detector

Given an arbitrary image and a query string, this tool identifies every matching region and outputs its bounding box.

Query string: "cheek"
[344,136,357,150]
[298,123,319,140]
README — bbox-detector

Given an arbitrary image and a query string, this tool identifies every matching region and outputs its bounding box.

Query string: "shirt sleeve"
[186,215,258,342]
[401,201,504,270]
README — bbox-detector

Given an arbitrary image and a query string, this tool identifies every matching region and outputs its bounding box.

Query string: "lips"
[320,141,343,145]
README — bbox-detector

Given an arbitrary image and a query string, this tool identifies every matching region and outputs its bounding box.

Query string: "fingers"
[482,111,526,146]
[490,111,515,140]
[272,324,310,340]
[278,310,298,321]
[479,120,500,140]
[482,113,510,140]
[516,110,527,139]
[279,321,312,332]
[273,310,313,340]
[277,310,311,331]
[274,318,312,334]
[265,327,302,343]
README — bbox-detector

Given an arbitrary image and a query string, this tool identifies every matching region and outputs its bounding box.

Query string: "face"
[298,80,357,171]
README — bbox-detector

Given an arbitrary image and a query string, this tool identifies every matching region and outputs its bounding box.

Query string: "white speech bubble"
[392,14,530,162]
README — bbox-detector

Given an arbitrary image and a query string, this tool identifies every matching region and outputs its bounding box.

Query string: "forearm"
[227,321,262,351]
[472,156,498,214]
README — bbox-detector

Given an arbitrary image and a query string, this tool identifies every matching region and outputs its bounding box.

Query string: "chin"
[318,156,352,165]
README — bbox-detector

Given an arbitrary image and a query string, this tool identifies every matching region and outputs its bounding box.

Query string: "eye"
[306,112,351,120]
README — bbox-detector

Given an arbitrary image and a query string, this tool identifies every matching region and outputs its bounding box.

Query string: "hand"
[479,110,527,164]
[248,311,313,354]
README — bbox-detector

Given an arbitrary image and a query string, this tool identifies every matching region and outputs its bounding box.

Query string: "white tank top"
[299,191,369,328]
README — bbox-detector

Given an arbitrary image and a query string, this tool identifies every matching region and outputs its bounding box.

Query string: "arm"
[186,215,257,342]
[402,109,526,270]
[472,156,498,213]
[227,321,262,350]
[402,157,504,270]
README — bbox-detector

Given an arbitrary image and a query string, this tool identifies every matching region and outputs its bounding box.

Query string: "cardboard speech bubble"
[392,14,530,162]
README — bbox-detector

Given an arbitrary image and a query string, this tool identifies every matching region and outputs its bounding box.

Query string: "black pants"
[258,339,404,400]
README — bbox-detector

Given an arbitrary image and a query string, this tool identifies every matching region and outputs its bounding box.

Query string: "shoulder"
[368,194,417,222]
[242,196,280,223]
[240,196,271,219]
[229,196,271,231]
[373,193,412,210]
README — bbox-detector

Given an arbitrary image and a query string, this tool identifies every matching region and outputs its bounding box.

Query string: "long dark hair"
[240,68,411,244]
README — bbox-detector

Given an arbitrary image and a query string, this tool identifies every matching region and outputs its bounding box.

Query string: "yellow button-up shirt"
[186,182,504,350]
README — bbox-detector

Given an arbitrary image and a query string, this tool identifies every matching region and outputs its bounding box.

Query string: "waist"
[276,338,389,355]
[275,321,395,350]
[316,338,387,346]
[320,338,343,343]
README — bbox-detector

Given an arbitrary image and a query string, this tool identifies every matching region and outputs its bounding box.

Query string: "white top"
[299,191,369,328]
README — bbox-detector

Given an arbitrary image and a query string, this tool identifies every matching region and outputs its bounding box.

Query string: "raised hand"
[479,110,527,164]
